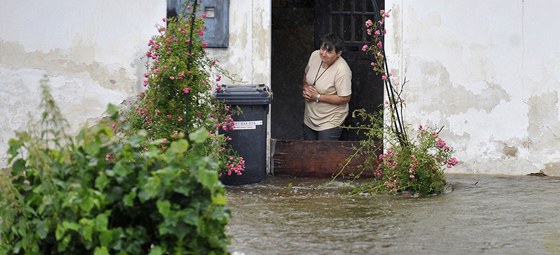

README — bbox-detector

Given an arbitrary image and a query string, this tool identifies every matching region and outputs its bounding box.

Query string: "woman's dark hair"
[321,33,344,53]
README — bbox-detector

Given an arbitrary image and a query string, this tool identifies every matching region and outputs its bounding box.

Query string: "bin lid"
[215,84,272,105]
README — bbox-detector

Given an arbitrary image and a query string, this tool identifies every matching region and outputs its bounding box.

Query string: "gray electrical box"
[199,0,229,48]
[167,0,229,48]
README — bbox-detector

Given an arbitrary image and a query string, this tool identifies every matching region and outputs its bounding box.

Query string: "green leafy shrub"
[376,123,457,195]
[343,109,458,196]
[0,78,230,254]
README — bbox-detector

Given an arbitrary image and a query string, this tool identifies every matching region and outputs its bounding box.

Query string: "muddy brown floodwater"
[225,173,560,255]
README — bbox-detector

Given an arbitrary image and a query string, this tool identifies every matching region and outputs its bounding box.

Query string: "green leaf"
[148,246,164,255]
[79,196,95,213]
[189,128,208,143]
[95,173,109,191]
[85,138,101,156]
[62,221,80,231]
[54,224,66,241]
[182,209,199,225]
[143,147,160,158]
[11,158,26,176]
[173,183,192,197]
[99,229,114,247]
[157,200,171,218]
[198,168,218,189]
[106,103,119,117]
[61,234,72,250]
[79,218,94,243]
[139,176,160,202]
[94,246,110,255]
[36,220,48,239]
[113,162,130,177]
[208,206,229,221]
[95,213,109,230]
[158,223,173,236]
[82,224,93,243]
[168,139,189,155]
[7,137,24,158]
[105,169,115,177]
[123,188,137,207]
[212,194,227,205]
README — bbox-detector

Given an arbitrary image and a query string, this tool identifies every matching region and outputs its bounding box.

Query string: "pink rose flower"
[437,138,446,148]
[447,157,459,168]
[362,44,368,52]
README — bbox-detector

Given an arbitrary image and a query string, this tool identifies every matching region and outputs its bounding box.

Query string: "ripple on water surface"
[226,174,560,255]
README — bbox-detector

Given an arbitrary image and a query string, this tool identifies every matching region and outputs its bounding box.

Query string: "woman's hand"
[303,85,318,102]
[303,86,351,105]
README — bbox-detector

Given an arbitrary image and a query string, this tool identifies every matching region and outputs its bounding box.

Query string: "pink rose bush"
[117,6,244,177]
[372,124,458,195]
[340,9,459,196]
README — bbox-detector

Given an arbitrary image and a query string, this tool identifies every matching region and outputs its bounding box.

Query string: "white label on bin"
[233,120,263,130]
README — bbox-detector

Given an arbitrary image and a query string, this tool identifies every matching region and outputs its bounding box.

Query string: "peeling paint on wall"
[386,0,560,175]
[409,59,512,115]
[206,1,270,86]
[0,40,140,93]
[527,92,560,172]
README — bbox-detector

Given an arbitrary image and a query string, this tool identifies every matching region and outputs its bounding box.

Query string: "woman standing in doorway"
[302,33,352,140]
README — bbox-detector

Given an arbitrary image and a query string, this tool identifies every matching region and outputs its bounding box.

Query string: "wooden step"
[271,140,381,178]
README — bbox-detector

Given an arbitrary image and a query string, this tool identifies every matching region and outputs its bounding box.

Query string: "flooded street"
[225,174,560,255]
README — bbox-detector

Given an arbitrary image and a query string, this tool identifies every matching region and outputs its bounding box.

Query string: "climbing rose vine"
[339,9,459,196]
[363,9,390,79]
[117,4,245,176]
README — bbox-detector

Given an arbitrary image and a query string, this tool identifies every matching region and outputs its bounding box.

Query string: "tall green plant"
[0,78,231,254]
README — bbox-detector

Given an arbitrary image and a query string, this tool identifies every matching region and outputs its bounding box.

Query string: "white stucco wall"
[385,0,560,175]
[207,1,271,86]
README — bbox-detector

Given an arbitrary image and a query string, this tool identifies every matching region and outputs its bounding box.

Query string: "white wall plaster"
[206,1,271,86]
[386,0,560,175]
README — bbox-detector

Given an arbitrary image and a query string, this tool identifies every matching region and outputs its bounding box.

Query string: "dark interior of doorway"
[271,0,385,141]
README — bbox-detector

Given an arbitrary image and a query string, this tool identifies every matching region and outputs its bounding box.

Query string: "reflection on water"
[225,174,560,255]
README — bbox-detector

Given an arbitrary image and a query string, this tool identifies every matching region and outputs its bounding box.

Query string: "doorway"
[271,0,385,141]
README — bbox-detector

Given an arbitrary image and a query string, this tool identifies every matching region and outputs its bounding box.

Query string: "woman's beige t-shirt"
[304,50,352,131]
